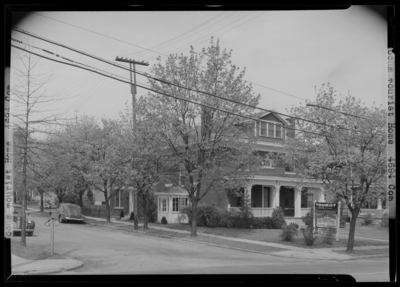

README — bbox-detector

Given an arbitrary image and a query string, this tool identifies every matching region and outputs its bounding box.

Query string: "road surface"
[13,214,390,281]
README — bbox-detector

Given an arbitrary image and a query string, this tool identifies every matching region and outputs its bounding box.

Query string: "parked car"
[13,204,35,236]
[56,203,85,223]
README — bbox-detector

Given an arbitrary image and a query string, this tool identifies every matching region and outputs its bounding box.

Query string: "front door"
[279,188,294,217]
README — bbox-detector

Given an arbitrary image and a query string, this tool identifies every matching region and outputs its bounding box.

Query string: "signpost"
[314,201,341,241]
[45,212,59,255]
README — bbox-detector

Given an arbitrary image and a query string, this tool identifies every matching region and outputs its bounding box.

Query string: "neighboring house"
[94,186,133,216]
[154,185,189,224]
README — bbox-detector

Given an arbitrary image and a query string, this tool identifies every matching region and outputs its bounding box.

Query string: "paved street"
[13,213,389,281]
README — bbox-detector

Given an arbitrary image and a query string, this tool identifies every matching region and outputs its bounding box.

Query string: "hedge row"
[179,204,287,229]
[82,205,109,217]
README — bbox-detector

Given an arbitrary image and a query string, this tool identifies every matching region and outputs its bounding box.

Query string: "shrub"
[301,227,318,246]
[271,206,286,229]
[179,203,227,227]
[362,214,374,226]
[279,225,298,241]
[179,205,193,224]
[82,205,108,217]
[289,222,299,229]
[225,206,254,228]
[252,217,274,229]
[302,206,314,228]
[381,213,389,227]
[120,210,125,218]
[321,227,336,245]
[161,216,168,224]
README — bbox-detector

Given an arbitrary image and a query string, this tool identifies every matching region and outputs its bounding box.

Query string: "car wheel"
[58,215,65,223]
[28,231,34,236]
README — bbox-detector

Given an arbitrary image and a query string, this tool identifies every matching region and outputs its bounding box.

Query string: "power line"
[13,27,308,110]
[23,12,307,103]
[142,11,263,62]
[30,13,169,57]
[122,11,233,58]
[11,44,338,139]
[12,30,349,132]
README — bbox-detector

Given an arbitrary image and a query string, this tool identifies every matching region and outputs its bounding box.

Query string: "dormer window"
[259,121,283,139]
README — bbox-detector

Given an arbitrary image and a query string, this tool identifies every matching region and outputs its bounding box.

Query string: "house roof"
[239,110,291,125]
[255,110,291,125]
[154,185,189,195]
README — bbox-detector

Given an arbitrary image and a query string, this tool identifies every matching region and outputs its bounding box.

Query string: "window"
[285,164,295,173]
[276,124,282,138]
[307,193,313,208]
[159,198,169,212]
[259,121,283,139]
[173,196,188,212]
[260,122,267,136]
[267,123,274,137]
[261,153,274,168]
[115,190,122,207]
[173,198,179,212]
[301,189,308,208]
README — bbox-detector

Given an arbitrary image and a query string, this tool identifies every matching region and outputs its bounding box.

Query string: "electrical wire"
[11,30,350,132]
[143,11,265,62]
[123,11,233,58]
[11,43,343,139]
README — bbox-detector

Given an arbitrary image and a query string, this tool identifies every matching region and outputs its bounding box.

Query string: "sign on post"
[314,201,341,241]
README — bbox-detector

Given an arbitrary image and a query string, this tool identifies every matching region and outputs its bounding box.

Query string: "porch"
[246,182,325,222]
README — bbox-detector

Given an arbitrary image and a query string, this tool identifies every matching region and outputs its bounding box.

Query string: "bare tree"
[11,47,65,246]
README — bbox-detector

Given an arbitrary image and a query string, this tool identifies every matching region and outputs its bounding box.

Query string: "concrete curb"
[12,255,84,275]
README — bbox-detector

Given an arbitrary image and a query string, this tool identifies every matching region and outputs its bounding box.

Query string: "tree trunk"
[104,190,111,222]
[134,191,139,230]
[40,192,44,212]
[346,209,359,252]
[143,194,148,230]
[191,200,198,237]
[78,191,83,208]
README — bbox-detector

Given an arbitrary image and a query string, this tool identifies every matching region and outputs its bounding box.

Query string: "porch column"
[294,186,302,217]
[129,189,133,214]
[272,184,281,208]
[169,196,173,222]
[318,187,325,202]
[377,197,382,210]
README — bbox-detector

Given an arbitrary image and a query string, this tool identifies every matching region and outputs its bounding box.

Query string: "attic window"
[259,121,283,139]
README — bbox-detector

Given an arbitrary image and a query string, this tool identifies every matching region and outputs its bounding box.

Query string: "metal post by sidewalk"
[45,212,59,256]
[336,201,341,241]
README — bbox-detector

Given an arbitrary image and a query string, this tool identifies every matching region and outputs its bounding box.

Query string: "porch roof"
[154,186,189,196]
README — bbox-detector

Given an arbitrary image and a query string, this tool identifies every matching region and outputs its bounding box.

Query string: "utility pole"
[115,57,148,230]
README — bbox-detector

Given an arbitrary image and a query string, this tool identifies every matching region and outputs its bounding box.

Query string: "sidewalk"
[86,215,389,261]
[11,254,83,275]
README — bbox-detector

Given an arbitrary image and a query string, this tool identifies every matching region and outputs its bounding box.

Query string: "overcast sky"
[10,6,387,128]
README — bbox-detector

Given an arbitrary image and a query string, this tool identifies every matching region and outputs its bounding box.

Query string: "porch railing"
[252,208,273,217]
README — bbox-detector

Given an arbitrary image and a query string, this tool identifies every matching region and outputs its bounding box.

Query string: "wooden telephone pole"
[115,57,148,230]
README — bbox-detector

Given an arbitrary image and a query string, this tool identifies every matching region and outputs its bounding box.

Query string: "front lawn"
[151,223,389,249]
[11,238,66,260]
